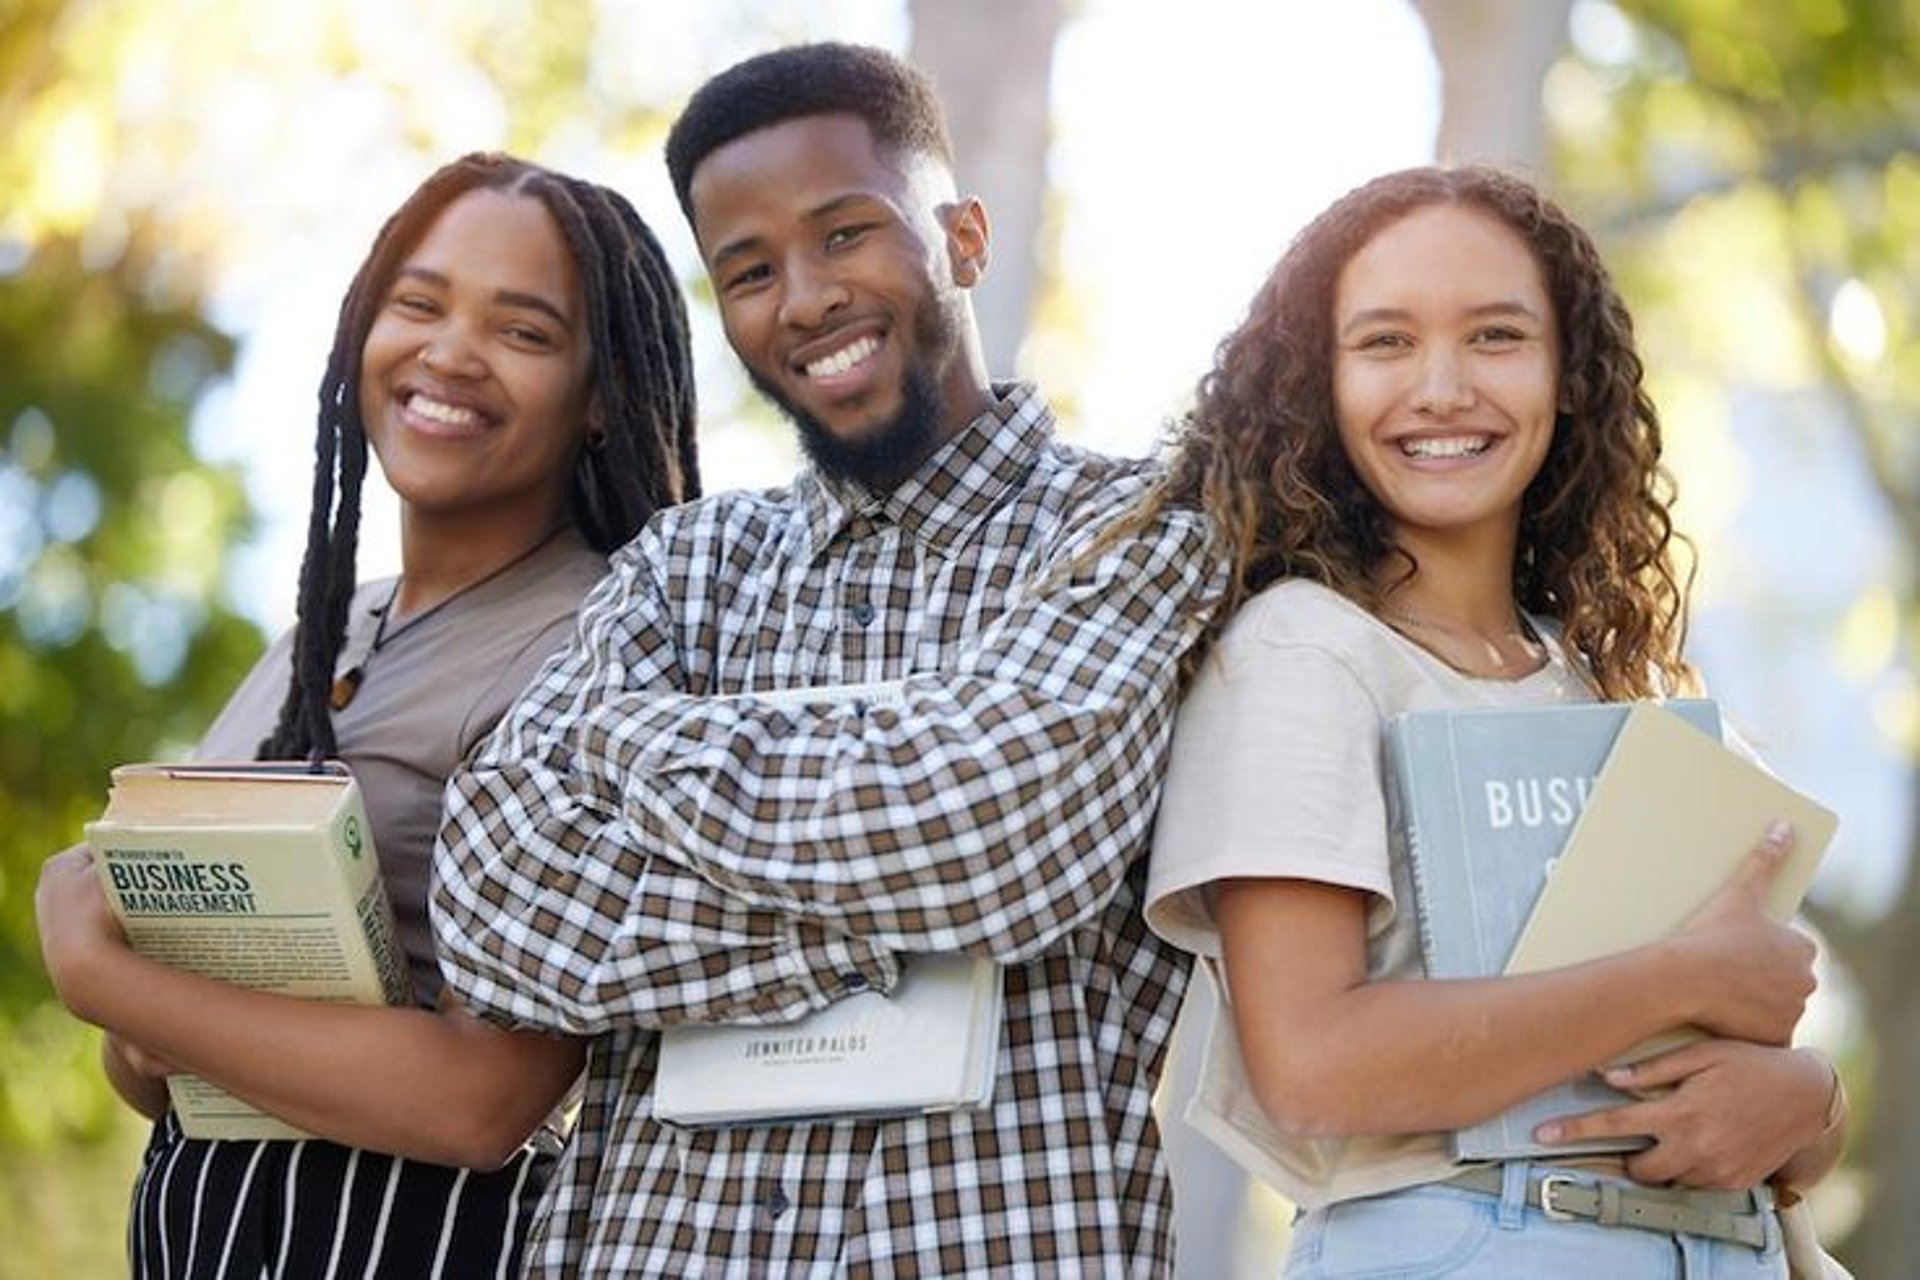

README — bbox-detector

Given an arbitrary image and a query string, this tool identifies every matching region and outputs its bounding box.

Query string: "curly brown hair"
[1155,165,1694,700]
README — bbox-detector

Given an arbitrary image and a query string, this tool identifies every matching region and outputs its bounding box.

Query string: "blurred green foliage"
[1558,0,1917,511]
[1557,1,1918,1272]
[3,12,262,1274]
[0,234,263,1273]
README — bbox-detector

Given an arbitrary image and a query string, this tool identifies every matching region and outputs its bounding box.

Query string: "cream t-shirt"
[1145,578,1595,1210]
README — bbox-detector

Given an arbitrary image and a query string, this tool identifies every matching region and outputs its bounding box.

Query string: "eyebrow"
[1338,300,1543,339]
[393,266,573,330]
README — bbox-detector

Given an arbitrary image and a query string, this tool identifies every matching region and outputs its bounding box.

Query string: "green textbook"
[86,761,409,1141]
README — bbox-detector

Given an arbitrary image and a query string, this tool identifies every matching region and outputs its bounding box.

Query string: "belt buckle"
[1537,1173,1580,1223]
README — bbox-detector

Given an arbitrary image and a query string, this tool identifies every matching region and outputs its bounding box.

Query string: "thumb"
[1724,819,1794,902]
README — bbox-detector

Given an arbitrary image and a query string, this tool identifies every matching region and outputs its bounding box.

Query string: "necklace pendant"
[330,667,364,711]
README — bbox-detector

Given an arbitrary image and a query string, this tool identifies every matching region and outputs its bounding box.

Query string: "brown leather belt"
[1442,1166,1774,1249]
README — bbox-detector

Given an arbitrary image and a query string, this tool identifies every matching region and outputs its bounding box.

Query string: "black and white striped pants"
[127,1111,556,1279]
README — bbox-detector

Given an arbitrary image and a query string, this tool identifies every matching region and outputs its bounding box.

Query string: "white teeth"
[805,335,879,379]
[410,394,479,427]
[1401,435,1491,459]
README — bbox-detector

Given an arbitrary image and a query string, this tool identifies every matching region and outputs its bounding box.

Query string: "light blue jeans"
[1283,1164,1787,1278]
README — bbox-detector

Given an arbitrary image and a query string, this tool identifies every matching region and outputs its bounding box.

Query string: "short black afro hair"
[665,42,954,218]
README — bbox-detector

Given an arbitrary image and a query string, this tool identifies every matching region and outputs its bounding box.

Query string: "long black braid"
[259,152,699,762]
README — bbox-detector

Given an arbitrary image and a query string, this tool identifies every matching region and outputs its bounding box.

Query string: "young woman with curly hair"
[1143,166,1846,1277]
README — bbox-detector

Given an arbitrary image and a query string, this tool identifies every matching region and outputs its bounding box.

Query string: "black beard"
[754,359,947,492]
[751,291,965,492]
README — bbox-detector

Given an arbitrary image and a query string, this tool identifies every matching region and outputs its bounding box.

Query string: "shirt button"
[851,601,876,626]
[762,1187,790,1219]
[842,972,870,992]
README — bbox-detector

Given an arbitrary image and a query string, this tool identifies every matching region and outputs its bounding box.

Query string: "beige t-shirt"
[196,530,608,1004]
[1144,578,1595,1210]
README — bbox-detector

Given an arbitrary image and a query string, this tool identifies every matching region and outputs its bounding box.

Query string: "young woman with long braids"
[1140,167,1846,1276]
[37,151,699,1277]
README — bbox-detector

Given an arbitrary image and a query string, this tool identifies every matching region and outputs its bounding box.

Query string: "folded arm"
[581,516,1215,948]
[433,498,1218,1033]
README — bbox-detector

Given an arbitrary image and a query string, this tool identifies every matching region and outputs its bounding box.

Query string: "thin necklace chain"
[330,524,571,710]
[1375,600,1546,681]
[1377,602,1540,646]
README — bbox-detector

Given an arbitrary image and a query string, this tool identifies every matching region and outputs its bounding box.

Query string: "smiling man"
[689,106,988,489]
[431,41,1223,1278]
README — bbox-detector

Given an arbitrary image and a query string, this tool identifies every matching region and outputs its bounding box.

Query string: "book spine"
[329,794,410,1005]
[1382,721,1444,983]
[357,880,410,1006]
[1387,717,1491,980]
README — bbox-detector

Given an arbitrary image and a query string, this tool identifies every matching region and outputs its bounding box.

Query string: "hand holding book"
[74,762,411,1140]
[1505,706,1834,1058]
[1389,701,1835,1161]
[650,682,1004,1127]
[1651,820,1818,1049]
[35,843,136,1023]
[1533,1038,1841,1189]
[38,845,188,1121]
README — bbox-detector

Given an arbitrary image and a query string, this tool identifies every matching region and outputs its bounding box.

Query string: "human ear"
[940,196,990,288]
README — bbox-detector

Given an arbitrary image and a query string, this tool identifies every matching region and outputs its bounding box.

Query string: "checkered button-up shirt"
[432,385,1221,1277]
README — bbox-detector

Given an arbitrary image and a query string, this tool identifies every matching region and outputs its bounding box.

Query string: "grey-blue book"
[1383,698,1720,1161]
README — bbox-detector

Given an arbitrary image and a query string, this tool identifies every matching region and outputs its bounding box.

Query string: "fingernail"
[1763,819,1792,847]
[1603,1066,1633,1086]
[1534,1123,1562,1143]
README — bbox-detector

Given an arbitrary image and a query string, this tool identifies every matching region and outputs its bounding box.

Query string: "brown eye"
[503,323,555,347]
[1356,331,1411,352]
[723,263,772,294]
[825,224,873,251]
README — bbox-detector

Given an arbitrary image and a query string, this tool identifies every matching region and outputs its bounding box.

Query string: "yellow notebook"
[1505,704,1837,1057]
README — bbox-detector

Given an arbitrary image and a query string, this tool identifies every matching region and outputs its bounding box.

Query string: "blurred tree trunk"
[1410,0,1573,174]
[908,0,1067,377]
[909,7,1286,1275]
[1847,818,1920,1273]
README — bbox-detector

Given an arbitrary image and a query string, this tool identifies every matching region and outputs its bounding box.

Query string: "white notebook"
[654,954,1002,1126]
[653,678,1002,1126]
